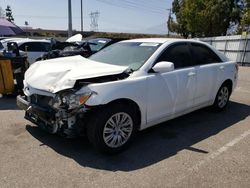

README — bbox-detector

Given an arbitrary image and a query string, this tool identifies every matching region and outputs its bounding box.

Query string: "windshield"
[89,42,161,71]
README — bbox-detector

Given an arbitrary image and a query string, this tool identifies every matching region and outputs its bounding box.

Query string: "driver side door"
[146,42,197,128]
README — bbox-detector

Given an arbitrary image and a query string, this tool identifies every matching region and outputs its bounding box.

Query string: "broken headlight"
[53,92,93,110]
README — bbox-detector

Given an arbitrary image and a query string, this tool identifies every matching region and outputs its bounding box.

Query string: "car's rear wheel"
[86,103,137,153]
[213,83,231,111]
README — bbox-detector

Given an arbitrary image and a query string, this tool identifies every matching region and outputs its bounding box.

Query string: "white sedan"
[1,38,51,64]
[17,38,238,153]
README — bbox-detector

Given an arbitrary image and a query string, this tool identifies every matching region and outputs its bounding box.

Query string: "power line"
[96,0,166,15]
[13,0,169,32]
[121,0,166,12]
[15,14,87,20]
[14,14,145,28]
[134,0,168,8]
[99,0,165,14]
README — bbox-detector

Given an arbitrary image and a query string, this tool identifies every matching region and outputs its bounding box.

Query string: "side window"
[156,43,193,69]
[19,42,50,52]
[190,43,222,65]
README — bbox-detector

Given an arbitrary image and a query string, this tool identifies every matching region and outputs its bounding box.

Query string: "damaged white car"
[17,38,238,153]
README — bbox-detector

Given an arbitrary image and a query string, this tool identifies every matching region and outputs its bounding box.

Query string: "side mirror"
[152,61,174,73]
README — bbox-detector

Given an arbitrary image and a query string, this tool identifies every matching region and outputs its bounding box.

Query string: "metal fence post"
[224,38,229,55]
[242,36,249,66]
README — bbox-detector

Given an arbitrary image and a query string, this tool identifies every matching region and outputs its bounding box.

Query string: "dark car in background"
[38,37,126,61]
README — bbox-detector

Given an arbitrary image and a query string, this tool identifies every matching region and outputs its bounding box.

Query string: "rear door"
[190,42,224,106]
[146,43,197,126]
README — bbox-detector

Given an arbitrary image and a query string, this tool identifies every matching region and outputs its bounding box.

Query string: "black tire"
[212,83,231,111]
[86,103,138,153]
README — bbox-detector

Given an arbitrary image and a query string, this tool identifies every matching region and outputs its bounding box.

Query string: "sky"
[0,0,172,34]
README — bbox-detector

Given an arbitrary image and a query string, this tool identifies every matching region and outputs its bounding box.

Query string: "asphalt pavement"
[0,67,249,188]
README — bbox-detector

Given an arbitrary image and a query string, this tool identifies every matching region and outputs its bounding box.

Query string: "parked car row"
[0,35,127,96]
[38,37,126,61]
[0,35,126,65]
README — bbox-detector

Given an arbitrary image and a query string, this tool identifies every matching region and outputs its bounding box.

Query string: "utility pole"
[81,0,83,34]
[68,0,73,37]
[89,11,100,32]
[25,21,29,37]
[167,8,172,37]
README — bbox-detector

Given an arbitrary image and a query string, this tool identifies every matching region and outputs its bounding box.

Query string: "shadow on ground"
[26,101,250,172]
[0,96,19,110]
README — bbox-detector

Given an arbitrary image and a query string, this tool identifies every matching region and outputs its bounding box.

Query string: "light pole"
[68,0,73,37]
[25,21,29,37]
[81,0,83,34]
[167,8,172,37]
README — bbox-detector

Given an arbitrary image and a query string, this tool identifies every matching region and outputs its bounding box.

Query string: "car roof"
[15,39,51,43]
[121,38,205,44]
[1,38,50,44]
[125,38,229,63]
[1,38,25,43]
[0,38,51,50]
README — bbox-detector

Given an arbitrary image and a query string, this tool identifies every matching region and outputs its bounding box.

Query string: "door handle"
[188,72,196,77]
[219,66,225,70]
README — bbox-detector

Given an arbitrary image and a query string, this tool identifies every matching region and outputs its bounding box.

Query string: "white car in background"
[17,38,238,153]
[1,38,51,64]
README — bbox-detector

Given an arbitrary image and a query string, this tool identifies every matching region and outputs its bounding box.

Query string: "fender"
[80,76,148,128]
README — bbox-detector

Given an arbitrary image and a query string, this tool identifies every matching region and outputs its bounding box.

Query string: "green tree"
[169,0,240,37]
[241,0,250,31]
[202,0,233,36]
[181,0,206,37]
[169,0,189,38]
[5,5,14,23]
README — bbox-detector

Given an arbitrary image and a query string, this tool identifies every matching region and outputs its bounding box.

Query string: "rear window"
[19,42,51,52]
[88,38,112,52]
[190,43,222,65]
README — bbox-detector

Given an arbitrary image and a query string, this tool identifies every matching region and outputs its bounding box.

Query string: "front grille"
[30,94,53,109]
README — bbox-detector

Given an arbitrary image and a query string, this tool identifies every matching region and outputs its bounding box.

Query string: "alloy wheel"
[103,112,133,148]
[218,86,229,108]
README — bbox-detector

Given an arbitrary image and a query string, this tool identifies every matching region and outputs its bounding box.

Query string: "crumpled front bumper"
[17,95,59,133]
[16,95,85,137]
[17,95,55,121]
[16,95,30,111]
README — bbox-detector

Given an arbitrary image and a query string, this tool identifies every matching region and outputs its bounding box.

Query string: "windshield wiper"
[125,68,134,74]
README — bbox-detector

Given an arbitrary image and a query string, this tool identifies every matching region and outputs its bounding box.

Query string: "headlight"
[53,92,93,110]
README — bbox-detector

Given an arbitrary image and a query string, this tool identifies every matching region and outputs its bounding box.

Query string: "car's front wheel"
[87,103,137,153]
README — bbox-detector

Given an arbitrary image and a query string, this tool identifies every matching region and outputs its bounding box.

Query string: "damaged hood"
[25,55,128,93]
